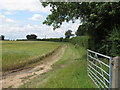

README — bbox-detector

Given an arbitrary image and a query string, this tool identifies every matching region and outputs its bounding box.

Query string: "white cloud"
[4,11,14,15]
[0,14,15,23]
[0,0,51,13]
[0,20,80,40]
[29,14,43,21]
[0,0,81,40]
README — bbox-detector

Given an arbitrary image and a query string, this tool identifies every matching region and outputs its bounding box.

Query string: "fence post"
[112,56,120,88]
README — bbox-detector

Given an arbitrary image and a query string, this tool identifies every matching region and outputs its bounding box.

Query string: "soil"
[1,45,67,88]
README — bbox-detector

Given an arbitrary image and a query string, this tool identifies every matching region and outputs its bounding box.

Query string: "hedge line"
[69,36,89,48]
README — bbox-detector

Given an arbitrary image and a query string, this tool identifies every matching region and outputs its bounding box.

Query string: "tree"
[26,34,37,40]
[65,30,73,39]
[42,2,120,30]
[1,35,5,40]
[42,2,120,52]
[75,24,87,36]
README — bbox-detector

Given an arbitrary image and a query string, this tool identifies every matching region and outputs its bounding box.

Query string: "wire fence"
[87,49,112,88]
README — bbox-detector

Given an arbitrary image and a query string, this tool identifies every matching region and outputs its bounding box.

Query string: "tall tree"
[65,30,73,39]
[42,2,120,51]
[75,24,87,36]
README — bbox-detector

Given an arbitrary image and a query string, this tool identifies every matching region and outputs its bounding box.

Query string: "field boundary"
[2,44,63,76]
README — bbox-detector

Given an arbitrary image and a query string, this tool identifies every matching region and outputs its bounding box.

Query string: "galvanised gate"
[87,49,113,88]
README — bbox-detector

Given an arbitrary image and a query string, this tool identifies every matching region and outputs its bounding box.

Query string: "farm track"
[1,44,67,88]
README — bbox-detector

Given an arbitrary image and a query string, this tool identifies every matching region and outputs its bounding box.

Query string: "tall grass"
[2,41,62,71]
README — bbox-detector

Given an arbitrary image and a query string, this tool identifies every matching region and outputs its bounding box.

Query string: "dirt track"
[1,45,66,88]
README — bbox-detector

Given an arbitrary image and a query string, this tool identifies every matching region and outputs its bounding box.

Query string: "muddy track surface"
[1,45,67,88]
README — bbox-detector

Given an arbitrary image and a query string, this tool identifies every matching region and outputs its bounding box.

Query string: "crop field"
[2,41,62,71]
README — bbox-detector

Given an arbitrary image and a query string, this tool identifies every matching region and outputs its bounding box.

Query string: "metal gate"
[87,49,113,88]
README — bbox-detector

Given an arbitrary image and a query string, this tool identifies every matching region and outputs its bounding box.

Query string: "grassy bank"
[21,43,96,88]
[2,41,62,71]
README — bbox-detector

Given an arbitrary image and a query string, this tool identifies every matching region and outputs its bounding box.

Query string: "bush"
[69,36,89,48]
[100,26,120,56]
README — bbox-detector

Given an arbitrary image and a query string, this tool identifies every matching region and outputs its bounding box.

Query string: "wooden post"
[112,56,120,88]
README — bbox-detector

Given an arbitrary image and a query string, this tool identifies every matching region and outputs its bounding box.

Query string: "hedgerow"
[69,36,89,48]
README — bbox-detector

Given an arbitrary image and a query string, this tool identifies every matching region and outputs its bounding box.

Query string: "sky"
[0,0,80,40]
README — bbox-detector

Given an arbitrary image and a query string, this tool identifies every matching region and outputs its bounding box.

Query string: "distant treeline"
[16,37,68,42]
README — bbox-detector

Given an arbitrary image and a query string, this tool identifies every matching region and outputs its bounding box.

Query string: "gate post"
[112,56,120,88]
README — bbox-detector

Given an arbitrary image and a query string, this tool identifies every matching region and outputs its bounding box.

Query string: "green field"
[2,41,62,71]
[2,41,96,88]
[21,43,96,88]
